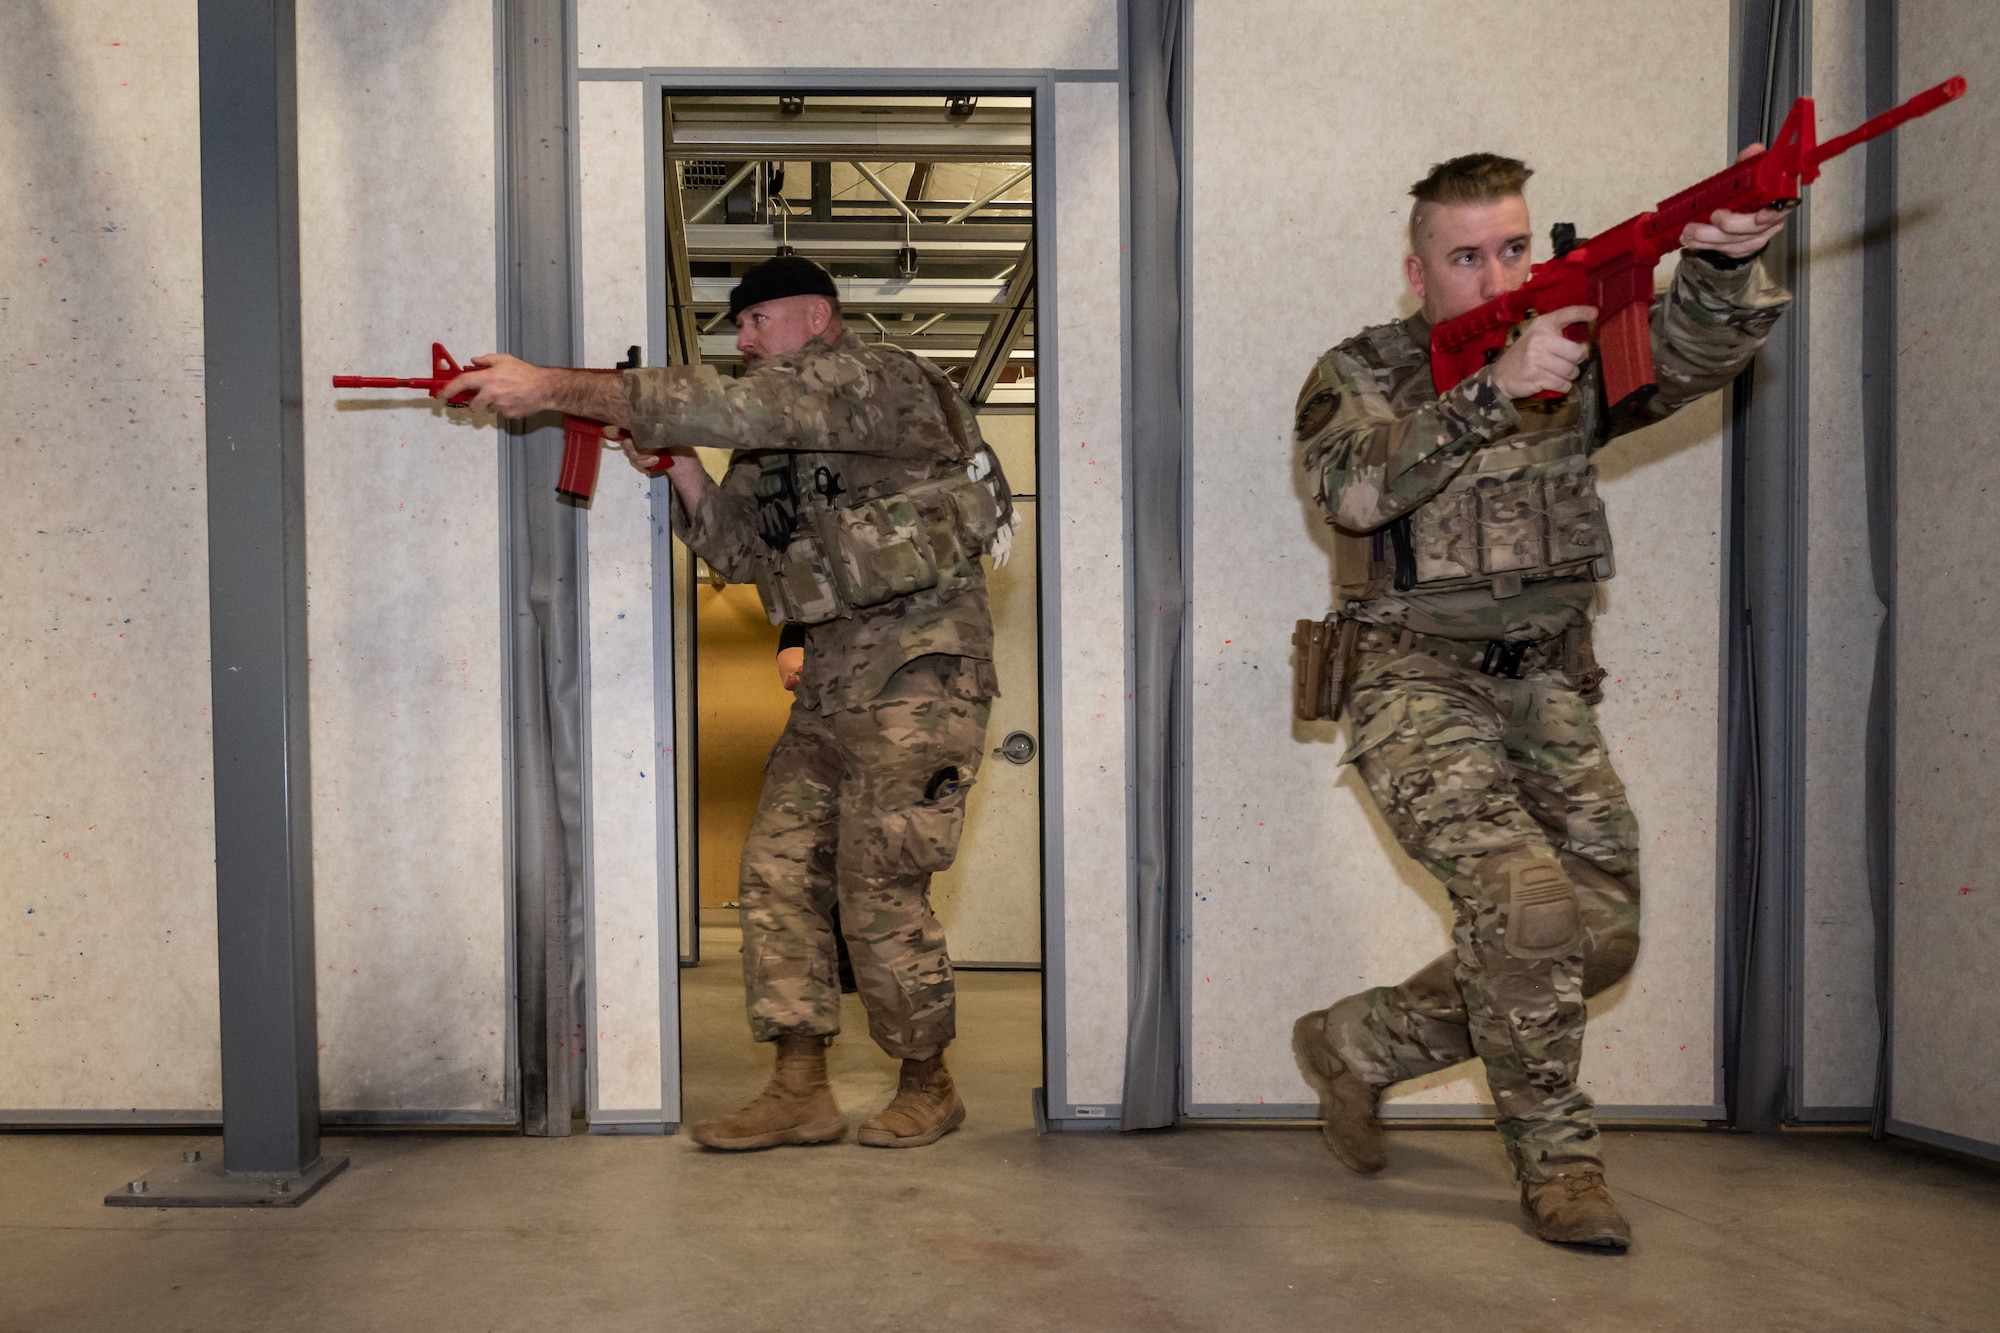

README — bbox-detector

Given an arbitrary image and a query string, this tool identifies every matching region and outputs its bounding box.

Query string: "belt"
[1351,623,1566,680]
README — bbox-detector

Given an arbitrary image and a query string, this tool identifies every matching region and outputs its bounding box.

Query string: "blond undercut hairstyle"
[1408,153,1533,251]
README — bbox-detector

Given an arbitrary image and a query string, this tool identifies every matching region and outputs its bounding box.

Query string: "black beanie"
[728,255,841,320]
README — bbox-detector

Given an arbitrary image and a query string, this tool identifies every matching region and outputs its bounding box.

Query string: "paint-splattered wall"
[1891,2,2000,1156]
[297,0,509,1118]
[1187,0,1739,1116]
[0,4,221,1119]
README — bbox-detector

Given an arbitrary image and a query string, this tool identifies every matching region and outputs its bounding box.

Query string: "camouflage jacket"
[1297,253,1790,640]
[623,331,994,714]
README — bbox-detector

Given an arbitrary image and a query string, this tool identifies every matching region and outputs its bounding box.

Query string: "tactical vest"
[750,356,1014,627]
[1332,318,1615,602]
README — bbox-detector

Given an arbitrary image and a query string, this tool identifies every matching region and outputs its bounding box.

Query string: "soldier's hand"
[1491,306,1596,399]
[441,353,555,418]
[661,446,709,512]
[1680,143,1791,257]
[776,646,804,692]
[618,436,659,475]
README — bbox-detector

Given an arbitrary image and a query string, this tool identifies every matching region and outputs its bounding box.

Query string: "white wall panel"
[579,79,671,1123]
[1049,80,1130,1109]
[1891,4,2000,1155]
[1188,0,1734,1114]
[576,0,1116,72]
[1800,0,1881,1115]
[299,0,508,1115]
[0,3,221,1116]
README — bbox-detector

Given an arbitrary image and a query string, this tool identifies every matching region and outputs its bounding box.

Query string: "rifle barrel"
[331,376,445,390]
[1810,75,1966,168]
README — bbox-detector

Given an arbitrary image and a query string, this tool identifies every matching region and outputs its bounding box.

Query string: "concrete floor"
[4,933,1999,1332]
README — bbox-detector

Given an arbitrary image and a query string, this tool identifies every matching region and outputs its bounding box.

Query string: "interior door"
[930,412,1042,967]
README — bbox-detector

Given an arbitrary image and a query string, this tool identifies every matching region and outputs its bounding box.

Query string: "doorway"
[657,89,1046,1129]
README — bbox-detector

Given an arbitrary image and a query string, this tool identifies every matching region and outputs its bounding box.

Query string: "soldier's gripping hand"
[442,354,632,427]
[1680,143,1792,258]
[618,436,708,511]
[1491,305,1597,399]
[441,353,556,417]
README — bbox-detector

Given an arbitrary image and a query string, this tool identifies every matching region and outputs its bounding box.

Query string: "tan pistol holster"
[751,362,1014,627]
[1292,614,1359,722]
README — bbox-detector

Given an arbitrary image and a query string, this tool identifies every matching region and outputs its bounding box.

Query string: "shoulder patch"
[1295,387,1342,440]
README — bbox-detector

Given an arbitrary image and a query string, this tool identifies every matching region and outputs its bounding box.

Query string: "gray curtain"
[1860,0,1899,1139]
[1721,0,1808,1134]
[497,0,586,1137]
[1119,0,1188,1131]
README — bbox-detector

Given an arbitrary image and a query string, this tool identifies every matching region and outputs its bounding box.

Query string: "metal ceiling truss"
[659,93,1036,404]
[664,95,1031,162]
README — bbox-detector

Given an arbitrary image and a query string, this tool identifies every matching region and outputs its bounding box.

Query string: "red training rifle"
[1429,75,1968,411]
[331,343,671,502]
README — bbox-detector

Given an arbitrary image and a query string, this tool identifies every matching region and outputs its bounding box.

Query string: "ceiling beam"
[682,222,1027,265]
[961,247,1036,404]
[660,98,704,366]
[688,275,1010,311]
[666,99,1031,161]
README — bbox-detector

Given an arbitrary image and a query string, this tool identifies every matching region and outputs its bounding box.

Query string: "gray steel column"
[1722,0,1810,1133]
[198,0,322,1175]
[107,0,348,1206]
[496,0,585,1137]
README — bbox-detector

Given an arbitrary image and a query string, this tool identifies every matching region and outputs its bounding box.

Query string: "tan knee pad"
[1476,846,1583,961]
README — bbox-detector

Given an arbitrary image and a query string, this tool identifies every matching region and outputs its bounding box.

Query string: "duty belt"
[1351,623,1567,680]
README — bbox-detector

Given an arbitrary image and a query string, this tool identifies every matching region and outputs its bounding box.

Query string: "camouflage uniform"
[1297,255,1788,1182]
[624,331,996,1061]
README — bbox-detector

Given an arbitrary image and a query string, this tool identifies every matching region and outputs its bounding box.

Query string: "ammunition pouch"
[818,492,940,608]
[753,539,845,626]
[750,446,1014,628]
[1336,442,1615,601]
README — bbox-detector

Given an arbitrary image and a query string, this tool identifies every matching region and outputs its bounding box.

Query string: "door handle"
[995,730,1038,765]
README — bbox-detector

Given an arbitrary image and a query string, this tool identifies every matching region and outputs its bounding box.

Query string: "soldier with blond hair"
[1289,151,1792,1246]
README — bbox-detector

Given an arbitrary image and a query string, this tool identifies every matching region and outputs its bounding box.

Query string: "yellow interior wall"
[694,582,790,909]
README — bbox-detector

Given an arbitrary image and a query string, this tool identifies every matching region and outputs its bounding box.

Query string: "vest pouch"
[1331,525,1385,600]
[924,502,981,599]
[753,536,846,627]
[816,493,941,609]
[1474,474,1546,575]
[1542,459,1613,566]
[950,464,1007,549]
[1408,486,1479,585]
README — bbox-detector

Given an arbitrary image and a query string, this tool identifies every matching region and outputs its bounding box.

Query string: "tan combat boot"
[689,1034,845,1150]
[856,1053,965,1148]
[1520,1169,1633,1248]
[1292,1007,1387,1173]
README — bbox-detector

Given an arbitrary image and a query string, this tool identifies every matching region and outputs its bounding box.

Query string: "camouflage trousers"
[1336,646,1641,1183]
[738,654,992,1061]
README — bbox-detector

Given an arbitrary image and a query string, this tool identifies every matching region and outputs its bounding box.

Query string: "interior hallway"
[5,945,1999,1333]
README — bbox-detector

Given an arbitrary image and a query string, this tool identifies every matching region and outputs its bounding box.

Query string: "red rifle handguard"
[1428,75,1967,409]
[331,342,674,502]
